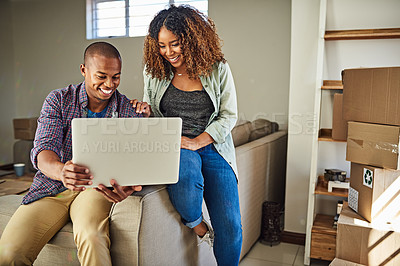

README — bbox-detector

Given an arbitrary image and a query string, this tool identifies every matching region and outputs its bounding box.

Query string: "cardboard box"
[330,258,365,266]
[332,93,347,141]
[14,129,36,140]
[336,205,400,266]
[13,117,38,140]
[348,163,400,223]
[346,121,400,170]
[342,67,400,126]
[13,117,38,129]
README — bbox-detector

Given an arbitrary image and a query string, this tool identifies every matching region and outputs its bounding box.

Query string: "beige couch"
[0,119,287,265]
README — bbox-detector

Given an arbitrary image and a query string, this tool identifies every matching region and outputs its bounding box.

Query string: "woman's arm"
[204,62,238,144]
[181,132,214,151]
[183,63,238,151]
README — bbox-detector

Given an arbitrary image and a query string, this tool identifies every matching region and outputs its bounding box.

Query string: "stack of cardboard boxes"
[12,117,38,173]
[13,117,38,140]
[333,67,400,265]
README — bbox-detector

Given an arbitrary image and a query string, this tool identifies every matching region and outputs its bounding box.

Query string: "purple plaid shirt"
[23,82,140,204]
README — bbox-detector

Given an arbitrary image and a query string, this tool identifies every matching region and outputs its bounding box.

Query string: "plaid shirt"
[22,82,140,204]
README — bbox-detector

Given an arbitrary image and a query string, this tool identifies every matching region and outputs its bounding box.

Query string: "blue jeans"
[167,144,243,266]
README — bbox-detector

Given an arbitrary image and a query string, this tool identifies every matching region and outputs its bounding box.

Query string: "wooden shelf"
[310,214,336,261]
[315,176,348,197]
[321,80,343,90]
[325,28,400,40]
[312,214,336,235]
[318,128,346,142]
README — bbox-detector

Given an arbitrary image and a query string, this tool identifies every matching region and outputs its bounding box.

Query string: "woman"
[140,5,242,265]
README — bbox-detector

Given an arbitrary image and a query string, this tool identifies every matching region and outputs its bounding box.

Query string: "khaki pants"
[0,189,113,266]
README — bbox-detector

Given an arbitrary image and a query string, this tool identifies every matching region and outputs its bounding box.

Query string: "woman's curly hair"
[143,5,226,80]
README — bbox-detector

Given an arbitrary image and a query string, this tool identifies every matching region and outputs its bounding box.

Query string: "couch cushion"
[231,121,252,147]
[0,195,79,265]
[248,119,279,141]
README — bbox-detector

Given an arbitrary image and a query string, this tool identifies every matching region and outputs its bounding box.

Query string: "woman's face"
[158,27,185,70]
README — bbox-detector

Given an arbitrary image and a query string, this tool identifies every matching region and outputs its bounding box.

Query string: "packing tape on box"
[349,138,399,154]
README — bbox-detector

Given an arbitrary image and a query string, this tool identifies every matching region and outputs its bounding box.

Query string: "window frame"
[86,0,208,40]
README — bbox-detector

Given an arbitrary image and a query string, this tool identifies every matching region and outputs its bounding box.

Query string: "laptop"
[71,117,182,187]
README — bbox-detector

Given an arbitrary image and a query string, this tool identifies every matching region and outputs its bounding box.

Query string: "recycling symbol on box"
[363,168,373,188]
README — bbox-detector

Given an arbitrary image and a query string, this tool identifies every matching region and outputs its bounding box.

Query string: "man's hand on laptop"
[95,179,142,203]
[130,99,151,117]
[60,160,93,191]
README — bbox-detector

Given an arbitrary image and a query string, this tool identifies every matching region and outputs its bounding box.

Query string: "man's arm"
[38,149,141,197]
[32,89,93,191]
[37,150,93,191]
[95,180,142,203]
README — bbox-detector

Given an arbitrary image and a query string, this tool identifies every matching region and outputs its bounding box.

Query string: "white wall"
[0,0,16,165]
[212,0,291,125]
[9,0,145,117]
[0,0,291,166]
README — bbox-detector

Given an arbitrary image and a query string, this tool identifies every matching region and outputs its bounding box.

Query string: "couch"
[0,118,288,265]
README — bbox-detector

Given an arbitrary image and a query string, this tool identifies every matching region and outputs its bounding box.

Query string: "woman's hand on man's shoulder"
[130,99,151,117]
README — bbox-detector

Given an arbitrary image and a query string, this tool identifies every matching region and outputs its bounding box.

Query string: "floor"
[239,242,331,266]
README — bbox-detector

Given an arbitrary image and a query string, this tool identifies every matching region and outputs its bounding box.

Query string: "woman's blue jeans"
[167,144,243,266]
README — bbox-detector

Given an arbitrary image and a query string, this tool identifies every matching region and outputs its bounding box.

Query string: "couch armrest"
[235,130,287,154]
[110,185,216,266]
[236,130,288,259]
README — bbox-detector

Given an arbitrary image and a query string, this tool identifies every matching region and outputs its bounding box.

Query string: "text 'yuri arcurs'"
[81,141,180,153]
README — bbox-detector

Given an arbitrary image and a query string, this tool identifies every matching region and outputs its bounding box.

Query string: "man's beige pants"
[0,188,113,266]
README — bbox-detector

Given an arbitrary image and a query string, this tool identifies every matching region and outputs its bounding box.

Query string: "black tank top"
[160,83,214,138]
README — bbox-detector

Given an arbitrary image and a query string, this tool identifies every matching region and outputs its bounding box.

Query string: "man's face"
[80,54,121,104]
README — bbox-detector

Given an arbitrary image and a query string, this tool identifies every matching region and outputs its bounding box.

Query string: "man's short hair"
[84,42,121,65]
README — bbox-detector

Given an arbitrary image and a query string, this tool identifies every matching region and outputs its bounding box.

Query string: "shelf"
[318,128,346,142]
[321,80,343,90]
[325,28,400,41]
[315,176,348,197]
[311,214,336,235]
[310,214,336,261]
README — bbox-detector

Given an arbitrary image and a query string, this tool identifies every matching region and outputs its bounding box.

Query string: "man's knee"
[74,227,109,248]
[0,243,31,266]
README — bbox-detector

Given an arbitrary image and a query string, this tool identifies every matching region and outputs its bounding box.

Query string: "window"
[86,0,208,39]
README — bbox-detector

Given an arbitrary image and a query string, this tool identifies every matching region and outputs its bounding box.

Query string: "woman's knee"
[169,163,204,197]
[214,213,242,241]
[228,216,242,235]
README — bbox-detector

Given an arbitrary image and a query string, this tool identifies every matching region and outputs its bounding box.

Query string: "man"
[0,42,150,266]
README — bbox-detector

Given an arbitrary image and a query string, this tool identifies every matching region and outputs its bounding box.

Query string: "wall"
[212,0,291,125]
[9,0,144,117]
[286,0,400,234]
[0,0,291,165]
[0,0,16,165]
